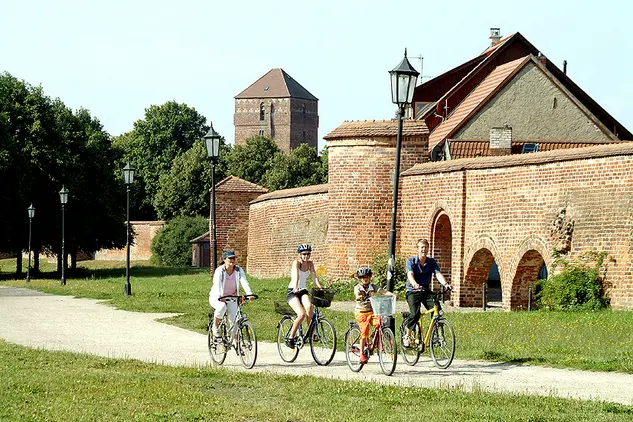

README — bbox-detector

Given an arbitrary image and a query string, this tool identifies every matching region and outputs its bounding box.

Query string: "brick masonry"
[234,98,318,152]
[246,185,328,278]
[94,221,165,261]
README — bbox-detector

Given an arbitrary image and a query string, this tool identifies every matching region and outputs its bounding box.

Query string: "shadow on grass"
[0,266,209,281]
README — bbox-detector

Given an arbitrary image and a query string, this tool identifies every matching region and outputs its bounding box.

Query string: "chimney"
[489,28,502,46]
[489,125,512,156]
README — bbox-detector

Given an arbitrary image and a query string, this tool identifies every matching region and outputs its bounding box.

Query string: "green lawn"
[1,340,632,421]
[2,258,633,373]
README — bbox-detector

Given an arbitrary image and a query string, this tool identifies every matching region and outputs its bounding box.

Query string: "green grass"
[1,340,632,421]
[2,258,633,373]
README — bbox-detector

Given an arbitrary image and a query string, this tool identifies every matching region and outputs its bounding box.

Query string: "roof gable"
[214,176,268,193]
[414,32,631,141]
[429,56,530,149]
[235,68,318,101]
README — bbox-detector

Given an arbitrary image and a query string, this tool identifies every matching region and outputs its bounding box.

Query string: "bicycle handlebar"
[218,294,259,302]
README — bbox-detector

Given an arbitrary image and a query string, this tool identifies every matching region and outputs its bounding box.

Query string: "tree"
[224,136,280,186]
[113,101,209,220]
[153,139,231,220]
[260,144,327,191]
[150,216,209,267]
[0,72,126,274]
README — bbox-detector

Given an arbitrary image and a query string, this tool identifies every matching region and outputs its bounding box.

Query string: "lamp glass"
[123,162,135,185]
[59,186,69,204]
[204,124,221,159]
[28,204,35,219]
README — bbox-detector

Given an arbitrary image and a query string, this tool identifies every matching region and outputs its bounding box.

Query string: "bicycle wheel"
[378,327,397,376]
[237,320,257,369]
[276,315,299,363]
[208,321,227,365]
[344,324,364,372]
[399,322,421,366]
[310,317,337,366]
[430,318,455,369]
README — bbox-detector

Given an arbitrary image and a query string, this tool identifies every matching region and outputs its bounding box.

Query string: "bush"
[370,249,408,293]
[150,216,209,267]
[536,251,610,311]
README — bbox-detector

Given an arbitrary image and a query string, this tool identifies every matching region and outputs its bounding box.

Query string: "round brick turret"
[324,120,429,281]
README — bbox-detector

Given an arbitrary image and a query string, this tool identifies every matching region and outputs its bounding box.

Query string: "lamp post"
[26,204,35,282]
[123,162,135,296]
[204,122,221,273]
[386,49,419,292]
[59,186,69,286]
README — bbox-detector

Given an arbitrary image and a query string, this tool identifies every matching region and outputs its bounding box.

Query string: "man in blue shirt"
[403,239,451,346]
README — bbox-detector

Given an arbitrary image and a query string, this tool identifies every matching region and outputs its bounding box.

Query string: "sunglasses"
[301,253,311,256]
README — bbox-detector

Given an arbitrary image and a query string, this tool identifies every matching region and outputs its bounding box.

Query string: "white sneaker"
[402,335,410,348]
[212,326,220,338]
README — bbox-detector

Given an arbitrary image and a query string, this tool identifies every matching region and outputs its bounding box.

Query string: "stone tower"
[234,68,319,153]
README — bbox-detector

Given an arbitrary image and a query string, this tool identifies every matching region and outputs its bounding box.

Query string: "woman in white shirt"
[284,244,323,347]
[209,250,253,337]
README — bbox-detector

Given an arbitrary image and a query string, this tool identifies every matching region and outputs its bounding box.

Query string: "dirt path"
[1,286,631,405]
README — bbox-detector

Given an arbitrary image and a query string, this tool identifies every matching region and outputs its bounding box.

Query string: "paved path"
[1,286,632,405]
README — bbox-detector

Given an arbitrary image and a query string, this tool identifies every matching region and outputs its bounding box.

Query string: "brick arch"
[430,211,452,286]
[509,236,551,310]
[462,236,502,307]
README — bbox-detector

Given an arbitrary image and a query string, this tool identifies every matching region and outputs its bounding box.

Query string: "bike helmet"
[297,244,312,253]
[356,267,372,278]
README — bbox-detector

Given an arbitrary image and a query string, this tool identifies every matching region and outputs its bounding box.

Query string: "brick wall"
[234,97,318,153]
[247,185,328,278]
[401,143,633,310]
[94,221,165,260]
[326,135,428,281]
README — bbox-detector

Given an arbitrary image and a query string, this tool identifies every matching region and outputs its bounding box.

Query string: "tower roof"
[235,68,318,101]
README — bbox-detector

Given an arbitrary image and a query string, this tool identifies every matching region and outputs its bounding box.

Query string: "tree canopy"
[113,101,209,220]
[0,72,126,272]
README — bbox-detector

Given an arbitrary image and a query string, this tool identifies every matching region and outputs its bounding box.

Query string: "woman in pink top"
[209,250,253,337]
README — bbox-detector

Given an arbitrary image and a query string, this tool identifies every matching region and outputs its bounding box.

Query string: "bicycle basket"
[370,295,396,316]
[311,288,335,308]
[274,301,295,316]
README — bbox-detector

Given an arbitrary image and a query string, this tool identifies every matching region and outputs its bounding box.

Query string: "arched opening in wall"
[259,103,265,121]
[463,248,495,307]
[431,213,452,294]
[511,250,545,310]
[488,261,502,304]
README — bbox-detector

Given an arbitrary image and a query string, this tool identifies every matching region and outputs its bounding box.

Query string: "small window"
[259,103,265,121]
[302,104,306,115]
[522,143,539,153]
[258,130,264,136]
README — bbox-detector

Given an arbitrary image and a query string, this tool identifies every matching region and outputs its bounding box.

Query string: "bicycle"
[344,295,397,376]
[207,294,258,369]
[275,288,337,366]
[399,290,455,369]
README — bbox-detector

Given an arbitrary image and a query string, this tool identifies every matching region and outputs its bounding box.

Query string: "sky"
[2,0,632,152]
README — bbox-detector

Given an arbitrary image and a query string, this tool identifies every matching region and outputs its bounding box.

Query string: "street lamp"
[123,162,135,296]
[26,204,35,282]
[204,122,221,272]
[59,186,69,286]
[386,49,419,292]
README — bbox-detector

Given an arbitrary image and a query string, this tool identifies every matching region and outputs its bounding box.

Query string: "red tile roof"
[428,56,531,149]
[324,120,429,140]
[447,139,616,159]
[235,68,317,100]
[250,183,328,204]
[214,176,268,193]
